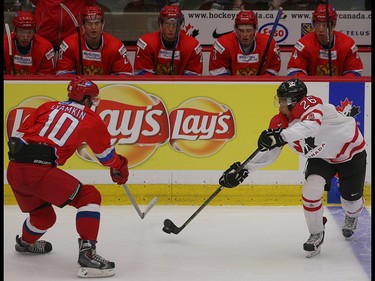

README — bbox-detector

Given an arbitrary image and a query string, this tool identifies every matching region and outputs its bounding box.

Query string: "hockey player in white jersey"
[219,78,367,258]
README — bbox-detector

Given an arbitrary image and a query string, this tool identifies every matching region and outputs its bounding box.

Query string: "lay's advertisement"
[3,80,371,188]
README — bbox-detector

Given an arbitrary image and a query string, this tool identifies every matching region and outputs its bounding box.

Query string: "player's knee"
[302,175,325,201]
[29,205,56,230]
[70,184,102,208]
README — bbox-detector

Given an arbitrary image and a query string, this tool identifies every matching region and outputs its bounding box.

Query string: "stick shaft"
[173,148,260,233]
[169,11,182,75]
[325,0,332,76]
[60,3,84,75]
[5,23,16,74]
[256,8,283,76]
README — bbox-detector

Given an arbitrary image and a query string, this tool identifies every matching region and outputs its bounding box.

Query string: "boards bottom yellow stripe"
[3,184,372,206]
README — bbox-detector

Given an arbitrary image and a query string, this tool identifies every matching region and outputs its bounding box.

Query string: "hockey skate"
[303,216,327,258]
[342,215,358,238]
[77,238,115,278]
[15,235,52,254]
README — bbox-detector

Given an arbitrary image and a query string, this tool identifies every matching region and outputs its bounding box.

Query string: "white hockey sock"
[341,197,364,218]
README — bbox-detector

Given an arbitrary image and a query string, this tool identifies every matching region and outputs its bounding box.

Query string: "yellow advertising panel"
[4,81,297,171]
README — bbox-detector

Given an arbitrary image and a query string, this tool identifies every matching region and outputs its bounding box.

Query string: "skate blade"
[77,267,115,278]
[305,246,321,258]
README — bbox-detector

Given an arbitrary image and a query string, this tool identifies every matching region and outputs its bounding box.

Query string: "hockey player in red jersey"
[287,4,363,76]
[134,5,203,76]
[7,77,129,278]
[3,10,55,75]
[219,79,367,258]
[209,10,280,76]
[56,5,133,75]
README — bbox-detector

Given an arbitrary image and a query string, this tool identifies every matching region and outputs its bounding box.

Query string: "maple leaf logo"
[336,97,360,117]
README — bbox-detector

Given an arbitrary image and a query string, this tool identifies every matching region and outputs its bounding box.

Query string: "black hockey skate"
[77,238,115,278]
[15,235,52,254]
[342,215,358,238]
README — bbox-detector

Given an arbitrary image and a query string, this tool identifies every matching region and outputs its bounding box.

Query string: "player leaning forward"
[7,77,129,277]
[219,79,367,258]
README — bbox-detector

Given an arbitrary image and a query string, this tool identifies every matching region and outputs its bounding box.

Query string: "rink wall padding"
[3,76,371,206]
[3,184,372,206]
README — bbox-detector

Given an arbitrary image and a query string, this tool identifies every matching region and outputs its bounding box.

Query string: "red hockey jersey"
[56,32,133,75]
[15,100,123,169]
[287,31,363,76]
[209,32,280,76]
[3,33,55,75]
[134,30,203,75]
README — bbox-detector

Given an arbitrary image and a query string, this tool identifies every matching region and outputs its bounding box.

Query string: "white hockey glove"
[219,162,249,188]
[258,128,286,151]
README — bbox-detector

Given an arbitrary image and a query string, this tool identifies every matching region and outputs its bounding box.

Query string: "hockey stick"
[122,184,158,219]
[5,23,16,74]
[60,3,84,75]
[325,0,332,76]
[256,7,283,76]
[169,9,182,75]
[162,148,260,235]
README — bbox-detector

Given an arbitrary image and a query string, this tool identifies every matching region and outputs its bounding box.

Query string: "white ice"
[4,205,371,281]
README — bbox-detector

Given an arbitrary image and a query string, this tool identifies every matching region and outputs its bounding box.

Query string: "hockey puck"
[162,226,172,234]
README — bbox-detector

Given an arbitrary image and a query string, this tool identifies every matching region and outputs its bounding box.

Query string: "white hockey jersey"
[245,95,365,171]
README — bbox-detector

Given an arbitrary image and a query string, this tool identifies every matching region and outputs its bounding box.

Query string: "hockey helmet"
[67,76,100,106]
[276,79,307,109]
[235,11,258,27]
[13,10,36,29]
[159,5,184,25]
[82,5,104,23]
[313,4,337,23]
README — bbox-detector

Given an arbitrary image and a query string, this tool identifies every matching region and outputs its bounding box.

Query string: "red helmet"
[159,5,184,24]
[13,10,36,29]
[67,76,99,103]
[82,5,104,23]
[235,11,258,26]
[313,4,337,23]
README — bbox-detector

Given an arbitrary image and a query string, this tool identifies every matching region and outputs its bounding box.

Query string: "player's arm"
[208,41,231,76]
[87,121,129,185]
[183,42,203,75]
[286,40,309,76]
[56,39,78,75]
[38,46,56,75]
[342,42,363,76]
[111,42,133,75]
[134,38,156,75]
[263,40,281,76]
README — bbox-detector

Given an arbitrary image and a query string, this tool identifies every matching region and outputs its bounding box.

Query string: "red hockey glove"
[110,155,129,185]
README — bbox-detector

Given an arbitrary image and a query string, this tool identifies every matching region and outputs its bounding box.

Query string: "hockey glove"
[258,128,286,152]
[219,162,249,188]
[110,155,129,185]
